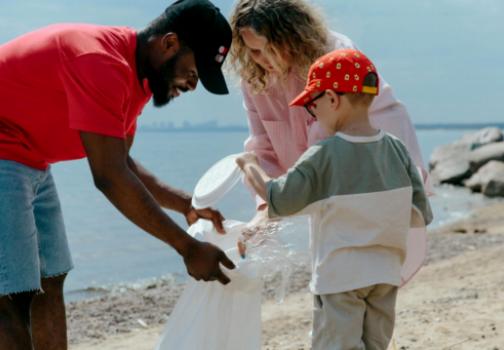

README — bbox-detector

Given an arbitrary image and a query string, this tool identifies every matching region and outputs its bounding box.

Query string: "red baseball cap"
[290,49,379,107]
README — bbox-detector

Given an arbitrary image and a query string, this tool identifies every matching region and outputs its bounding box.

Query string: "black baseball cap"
[165,0,232,95]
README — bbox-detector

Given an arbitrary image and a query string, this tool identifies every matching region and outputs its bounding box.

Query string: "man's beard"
[145,54,179,108]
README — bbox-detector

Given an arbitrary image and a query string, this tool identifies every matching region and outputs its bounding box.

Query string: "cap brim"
[289,89,313,107]
[196,59,229,95]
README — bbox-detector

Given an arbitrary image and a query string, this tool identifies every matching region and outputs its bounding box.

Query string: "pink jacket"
[243,31,426,180]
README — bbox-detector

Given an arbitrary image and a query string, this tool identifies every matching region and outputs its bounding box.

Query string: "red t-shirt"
[0,24,152,169]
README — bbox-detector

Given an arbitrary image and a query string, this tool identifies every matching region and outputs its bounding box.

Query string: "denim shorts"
[0,160,73,296]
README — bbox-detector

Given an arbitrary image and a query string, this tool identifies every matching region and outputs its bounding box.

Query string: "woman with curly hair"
[229,0,428,206]
[229,3,429,347]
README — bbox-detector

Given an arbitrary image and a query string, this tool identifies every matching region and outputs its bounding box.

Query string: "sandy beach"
[70,201,504,350]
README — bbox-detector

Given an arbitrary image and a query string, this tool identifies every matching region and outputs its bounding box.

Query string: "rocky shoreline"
[430,127,504,196]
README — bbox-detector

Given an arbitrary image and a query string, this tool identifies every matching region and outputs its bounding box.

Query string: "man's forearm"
[94,165,194,256]
[127,156,192,214]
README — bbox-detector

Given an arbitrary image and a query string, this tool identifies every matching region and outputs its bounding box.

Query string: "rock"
[429,142,472,170]
[468,142,504,172]
[464,161,504,196]
[453,228,468,234]
[430,128,503,170]
[137,319,148,328]
[430,158,471,185]
[429,128,504,187]
[459,127,503,149]
[485,180,504,197]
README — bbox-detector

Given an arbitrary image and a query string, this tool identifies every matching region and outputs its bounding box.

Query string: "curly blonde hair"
[229,0,330,93]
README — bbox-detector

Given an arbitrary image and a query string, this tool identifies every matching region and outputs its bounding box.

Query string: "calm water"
[50,129,498,298]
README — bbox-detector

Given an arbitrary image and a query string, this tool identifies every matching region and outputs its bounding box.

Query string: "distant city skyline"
[138,119,504,132]
[1,0,503,125]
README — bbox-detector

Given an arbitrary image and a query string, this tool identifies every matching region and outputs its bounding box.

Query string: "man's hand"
[185,206,225,234]
[183,240,235,284]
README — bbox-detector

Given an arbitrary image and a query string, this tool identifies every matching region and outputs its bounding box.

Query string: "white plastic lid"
[191,153,244,209]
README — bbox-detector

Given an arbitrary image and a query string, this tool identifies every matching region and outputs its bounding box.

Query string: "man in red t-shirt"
[0,0,236,348]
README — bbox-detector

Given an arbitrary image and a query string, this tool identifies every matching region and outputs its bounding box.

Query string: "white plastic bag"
[155,220,263,350]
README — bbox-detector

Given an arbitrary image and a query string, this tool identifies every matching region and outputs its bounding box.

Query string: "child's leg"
[362,284,398,350]
[312,290,369,350]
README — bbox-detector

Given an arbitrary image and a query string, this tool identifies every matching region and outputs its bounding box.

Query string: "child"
[236,48,433,350]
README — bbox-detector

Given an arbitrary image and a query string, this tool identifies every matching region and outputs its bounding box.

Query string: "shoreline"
[68,202,504,349]
[64,183,499,303]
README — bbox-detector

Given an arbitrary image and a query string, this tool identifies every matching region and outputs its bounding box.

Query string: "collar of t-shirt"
[335,130,384,143]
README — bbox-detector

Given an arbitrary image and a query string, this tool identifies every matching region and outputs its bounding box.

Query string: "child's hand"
[237,226,263,259]
[246,205,269,229]
[237,220,282,258]
[236,152,270,201]
[238,206,269,258]
[236,152,258,170]
[237,235,247,259]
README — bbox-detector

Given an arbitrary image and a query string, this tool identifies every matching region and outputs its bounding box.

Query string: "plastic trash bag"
[155,220,263,350]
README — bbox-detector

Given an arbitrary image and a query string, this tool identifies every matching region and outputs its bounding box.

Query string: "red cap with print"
[290,49,379,107]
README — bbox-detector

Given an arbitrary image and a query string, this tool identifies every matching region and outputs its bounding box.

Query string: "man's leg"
[31,171,73,350]
[0,160,45,350]
[31,275,68,350]
[0,293,35,350]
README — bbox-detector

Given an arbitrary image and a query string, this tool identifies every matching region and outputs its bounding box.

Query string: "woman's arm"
[242,81,284,178]
[241,81,286,209]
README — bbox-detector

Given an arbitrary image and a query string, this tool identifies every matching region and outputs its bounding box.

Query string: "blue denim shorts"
[0,160,73,296]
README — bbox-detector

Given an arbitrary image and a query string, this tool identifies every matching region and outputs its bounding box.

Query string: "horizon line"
[138,122,504,132]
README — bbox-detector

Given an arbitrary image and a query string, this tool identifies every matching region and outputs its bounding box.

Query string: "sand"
[70,203,504,350]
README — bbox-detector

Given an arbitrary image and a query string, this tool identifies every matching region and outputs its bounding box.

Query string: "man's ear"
[325,89,341,110]
[160,32,180,59]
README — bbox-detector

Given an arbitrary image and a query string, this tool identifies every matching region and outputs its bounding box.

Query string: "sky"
[1,0,503,126]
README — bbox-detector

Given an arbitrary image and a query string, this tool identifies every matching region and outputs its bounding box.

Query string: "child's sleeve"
[407,154,434,227]
[266,145,325,218]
